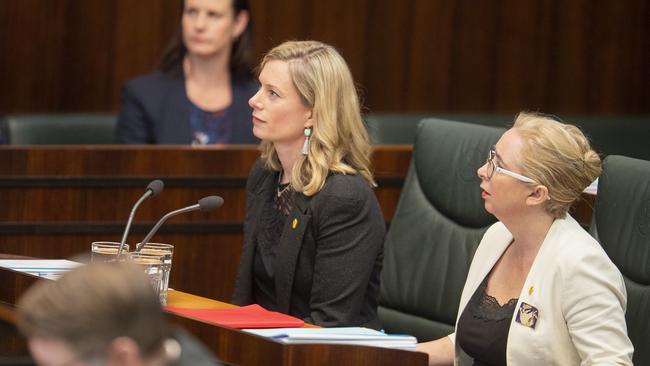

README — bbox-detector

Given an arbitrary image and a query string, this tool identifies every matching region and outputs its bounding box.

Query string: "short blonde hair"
[257,40,375,196]
[513,112,601,218]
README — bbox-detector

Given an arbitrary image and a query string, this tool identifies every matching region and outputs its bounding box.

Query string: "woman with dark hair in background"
[115,0,258,145]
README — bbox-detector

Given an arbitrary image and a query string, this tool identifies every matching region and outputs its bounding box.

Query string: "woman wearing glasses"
[418,112,633,365]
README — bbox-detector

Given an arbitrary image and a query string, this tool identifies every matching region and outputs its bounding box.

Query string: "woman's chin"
[252,126,267,141]
[484,202,495,215]
[186,46,220,58]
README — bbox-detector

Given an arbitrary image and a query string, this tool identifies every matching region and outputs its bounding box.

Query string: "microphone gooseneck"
[135,195,224,252]
[117,179,165,256]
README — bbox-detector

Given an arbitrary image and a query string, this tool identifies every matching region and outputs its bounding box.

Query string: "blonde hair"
[257,40,375,196]
[513,112,601,218]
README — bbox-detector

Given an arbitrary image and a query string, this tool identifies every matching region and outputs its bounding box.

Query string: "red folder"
[165,304,305,328]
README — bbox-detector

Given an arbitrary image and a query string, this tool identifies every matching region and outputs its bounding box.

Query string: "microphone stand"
[117,191,152,256]
[134,205,199,253]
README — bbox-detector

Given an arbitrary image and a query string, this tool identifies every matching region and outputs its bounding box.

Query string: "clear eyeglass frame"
[486,148,537,184]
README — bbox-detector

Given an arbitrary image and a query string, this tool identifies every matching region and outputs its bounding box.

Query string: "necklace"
[277,183,292,197]
[277,172,292,197]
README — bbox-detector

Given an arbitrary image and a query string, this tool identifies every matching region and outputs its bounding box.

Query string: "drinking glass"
[91,242,129,263]
[128,252,163,300]
[138,243,174,304]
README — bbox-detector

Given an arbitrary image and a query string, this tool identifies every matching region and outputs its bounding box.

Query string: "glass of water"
[91,242,129,263]
[138,243,174,304]
[128,252,163,300]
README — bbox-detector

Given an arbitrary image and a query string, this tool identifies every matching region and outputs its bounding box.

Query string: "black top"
[456,276,518,366]
[232,160,385,329]
[170,327,223,366]
[252,182,294,310]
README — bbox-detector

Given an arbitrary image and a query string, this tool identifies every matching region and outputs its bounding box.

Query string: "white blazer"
[450,215,633,365]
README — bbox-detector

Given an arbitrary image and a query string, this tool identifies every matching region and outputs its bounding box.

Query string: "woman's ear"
[232,10,249,39]
[526,185,549,207]
[305,109,313,128]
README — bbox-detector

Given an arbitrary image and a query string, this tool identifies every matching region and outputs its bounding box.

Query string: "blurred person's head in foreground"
[17,262,172,366]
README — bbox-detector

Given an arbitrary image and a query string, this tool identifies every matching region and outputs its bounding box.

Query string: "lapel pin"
[292,218,298,229]
[528,286,534,295]
[516,302,539,329]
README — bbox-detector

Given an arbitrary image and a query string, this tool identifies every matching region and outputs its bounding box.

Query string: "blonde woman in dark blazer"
[231,41,385,329]
[418,113,633,365]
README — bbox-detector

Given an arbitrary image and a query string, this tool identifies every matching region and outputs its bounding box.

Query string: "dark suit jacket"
[171,328,222,366]
[232,160,385,329]
[115,70,259,144]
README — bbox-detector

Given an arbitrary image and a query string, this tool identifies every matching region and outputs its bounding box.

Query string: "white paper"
[244,327,417,350]
[245,327,384,338]
[0,259,82,278]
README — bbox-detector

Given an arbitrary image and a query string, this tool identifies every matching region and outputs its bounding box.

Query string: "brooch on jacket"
[515,301,539,329]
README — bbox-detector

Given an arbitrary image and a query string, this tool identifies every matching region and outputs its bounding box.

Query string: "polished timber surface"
[0,264,427,365]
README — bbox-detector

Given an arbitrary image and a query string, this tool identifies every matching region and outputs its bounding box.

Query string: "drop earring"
[302,127,312,155]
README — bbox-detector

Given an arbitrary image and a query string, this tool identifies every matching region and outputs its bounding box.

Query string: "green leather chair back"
[430,114,650,161]
[3,114,116,144]
[365,114,430,144]
[379,118,503,341]
[591,155,650,365]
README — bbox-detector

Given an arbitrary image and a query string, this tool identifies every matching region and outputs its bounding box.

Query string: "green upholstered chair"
[590,155,650,365]
[430,114,650,161]
[367,113,650,160]
[379,118,504,341]
[2,114,116,144]
[365,114,430,144]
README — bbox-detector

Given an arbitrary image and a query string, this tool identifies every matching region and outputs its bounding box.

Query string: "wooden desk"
[0,265,427,365]
[0,145,410,302]
[0,145,592,302]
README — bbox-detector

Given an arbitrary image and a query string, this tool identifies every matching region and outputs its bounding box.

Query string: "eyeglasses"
[486,148,537,184]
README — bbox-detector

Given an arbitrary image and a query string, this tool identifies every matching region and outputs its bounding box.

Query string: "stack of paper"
[244,327,417,350]
[0,259,81,280]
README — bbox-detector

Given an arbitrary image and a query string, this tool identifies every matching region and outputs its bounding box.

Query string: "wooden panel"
[0,0,182,113]
[0,1,66,112]
[1,1,647,115]
[0,267,428,364]
[0,145,412,302]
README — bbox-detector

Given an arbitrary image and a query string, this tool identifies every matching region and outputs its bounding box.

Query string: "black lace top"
[252,182,294,310]
[456,276,518,366]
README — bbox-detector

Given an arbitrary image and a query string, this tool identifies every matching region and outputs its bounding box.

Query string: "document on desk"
[165,304,305,328]
[0,259,81,279]
[244,327,417,350]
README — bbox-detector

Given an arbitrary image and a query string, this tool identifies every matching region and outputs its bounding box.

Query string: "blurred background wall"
[0,0,648,115]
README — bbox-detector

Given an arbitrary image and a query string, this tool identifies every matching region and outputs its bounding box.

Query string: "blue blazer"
[115,70,259,144]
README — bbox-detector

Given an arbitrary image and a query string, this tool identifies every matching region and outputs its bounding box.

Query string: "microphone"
[117,180,164,256]
[135,196,224,252]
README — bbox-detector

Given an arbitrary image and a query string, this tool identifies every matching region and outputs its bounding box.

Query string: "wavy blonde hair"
[257,40,375,196]
[513,112,601,218]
